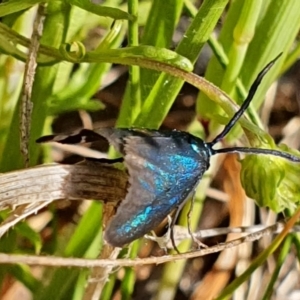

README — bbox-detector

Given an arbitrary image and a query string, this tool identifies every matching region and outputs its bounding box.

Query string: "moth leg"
[187,193,208,249]
[148,215,181,254]
[144,217,172,254]
[85,157,124,164]
[170,203,186,254]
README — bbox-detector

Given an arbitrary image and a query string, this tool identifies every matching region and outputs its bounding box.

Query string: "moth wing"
[105,134,204,247]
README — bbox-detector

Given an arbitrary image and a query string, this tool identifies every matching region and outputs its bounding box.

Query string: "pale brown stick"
[0,162,128,209]
[20,4,45,167]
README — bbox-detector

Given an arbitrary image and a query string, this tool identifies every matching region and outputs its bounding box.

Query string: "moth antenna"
[212,147,300,162]
[208,53,300,163]
[210,53,282,146]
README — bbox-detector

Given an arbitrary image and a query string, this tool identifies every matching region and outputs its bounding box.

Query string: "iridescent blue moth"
[37,55,300,248]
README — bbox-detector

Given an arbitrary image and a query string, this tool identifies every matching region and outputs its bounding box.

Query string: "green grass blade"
[261,235,293,300]
[240,0,300,107]
[67,0,133,20]
[64,202,103,257]
[0,0,50,17]
[215,209,300,300]
[133,0,229,128]
[35,202,103,299]
[117,0,141,126]
[139,0,184,100]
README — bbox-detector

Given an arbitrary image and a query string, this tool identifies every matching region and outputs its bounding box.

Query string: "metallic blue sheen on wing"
[103,129,211,247]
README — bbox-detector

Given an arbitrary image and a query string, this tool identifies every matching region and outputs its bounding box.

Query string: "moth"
[37,55,300,248]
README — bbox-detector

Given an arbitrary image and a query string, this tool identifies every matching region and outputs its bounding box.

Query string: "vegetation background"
[0,0,300,299]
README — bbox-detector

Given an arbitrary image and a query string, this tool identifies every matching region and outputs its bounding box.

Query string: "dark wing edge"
[36,129,104,144]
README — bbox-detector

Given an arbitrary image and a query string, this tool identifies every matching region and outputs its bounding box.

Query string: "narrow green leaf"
[0,0,49,17]
[7,264,40,292]
[48,20,125,115]
[215,210,300,300]
[132,0,229,128]
[121,240,140,300]
[139,0,184,100]
[64,202,103,257]
[240,0,300,107]
[262,236,293,300]
[85,45,193,71]
[67,0,133,20]
[15,222,42,254]
[197,0,300,141]
[117,0,141,125]
[220,0,262,95]
[0,1,71,171]
[35,202,102,300]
